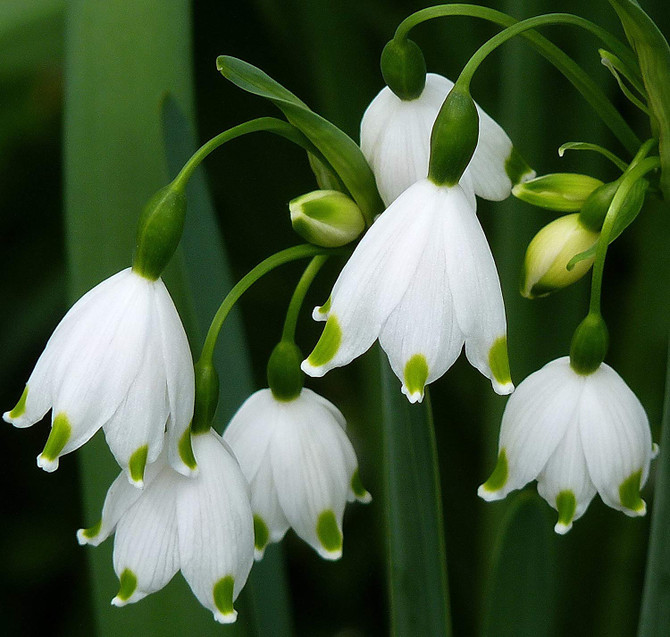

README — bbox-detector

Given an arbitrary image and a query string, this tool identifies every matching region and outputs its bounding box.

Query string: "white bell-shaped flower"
[223,387,370,561]
[360,73,535,206]
[77,430,254,624]
[3,267,195,485]
[301,178,513,401]
[478,357,656,534]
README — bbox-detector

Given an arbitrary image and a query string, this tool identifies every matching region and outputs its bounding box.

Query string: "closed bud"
[521,213,599,299]
[570,313,609,375]
[267,341,304,402]
[290,190,365,247]
[512,173,603,211]
[380,38,427,101]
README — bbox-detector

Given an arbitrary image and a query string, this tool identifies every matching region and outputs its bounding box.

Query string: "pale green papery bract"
[302,178,514,402]
[3,267,195,485]
[77,430,254,624]
[360,73,535,207]
[223,387,371,561]
[479,356,656,534]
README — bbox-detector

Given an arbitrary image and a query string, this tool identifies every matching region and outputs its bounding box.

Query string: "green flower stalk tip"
[133,184,187,281]
[290,190,365,248]
[570,313,609,375]
[192,361,220,434]
[267,341,304,402]
[512,173,603,212]
[380,38,426,101]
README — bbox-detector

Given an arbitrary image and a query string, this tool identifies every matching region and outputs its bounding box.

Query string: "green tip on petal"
[316,296,331,316]
[112,569,138,606]
[77,519,102,545]
[8,385,29,419]
[306,315,342,368]
[619,469,646,516]
[37,412,72,472]
[213,575,236,623]
[554,490,577,534]
[178,427,198,471]
[253,514,270,559]
[128,445,149,486]
[488,337,513,390]
[505,147,534,185]
[316,510,343,559]
[478,449,508,500]
[403,354,429,402]
[351,469,372,503]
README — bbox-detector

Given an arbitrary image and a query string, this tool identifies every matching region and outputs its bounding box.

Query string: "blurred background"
[1,0,668,635]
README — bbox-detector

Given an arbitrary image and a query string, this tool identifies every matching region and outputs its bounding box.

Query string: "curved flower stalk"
[360,73,535,206]
[77,430,254,624]
[3,267,195,485]
[479,357,656,533]
[223,387,370,560]
[302,178,513,401]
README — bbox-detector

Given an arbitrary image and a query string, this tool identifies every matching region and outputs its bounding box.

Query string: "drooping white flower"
[360,73,535,206]
[223,387,370,561]
[301,178,513,401]
[3,267,195,485]
[77,430,254,624]
[478,357,656,534]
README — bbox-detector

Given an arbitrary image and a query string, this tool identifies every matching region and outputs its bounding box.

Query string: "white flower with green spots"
[301,178,514,402]
[77,430,254,624]
[479,357,657,534]
[360,73,535,207]
[223,387,371,561]
[3,267,195,485]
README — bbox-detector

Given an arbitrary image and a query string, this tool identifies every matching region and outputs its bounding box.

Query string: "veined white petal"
[379,189,463,402]
[302,179,438,378]
[177,432,254,624]
[442,185,511,394]
[111,467,180,606]
[579,364,653,516]
[479,358,581,500]
[302,388,347,430]
[536,418,597,534]
[153,279,196,477]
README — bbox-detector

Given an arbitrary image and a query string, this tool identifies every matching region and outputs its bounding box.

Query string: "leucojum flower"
[77,429,254,623]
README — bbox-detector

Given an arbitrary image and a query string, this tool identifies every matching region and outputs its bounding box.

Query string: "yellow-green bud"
[380,38,426,101]
[192,361,219,434]
[267,341,304,402]
[289,190,365,247]
[570,313,609,375]
[521,213,599,299]
[512,173,603,212]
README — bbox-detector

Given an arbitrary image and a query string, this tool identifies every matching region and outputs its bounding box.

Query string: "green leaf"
[380,354,452,637]
[215,55,383,225]
[161,95,295,637]
[638,342,670,636]
[608,0,670,199]
[482,493,557,637]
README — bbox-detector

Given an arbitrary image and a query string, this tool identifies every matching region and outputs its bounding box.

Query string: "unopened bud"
[290,190,365,247]
[570,313,609,375]
[521,213,599,299]
[512,173,603,211]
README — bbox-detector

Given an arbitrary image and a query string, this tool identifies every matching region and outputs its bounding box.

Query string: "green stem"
[394,4,640,154]
[198,245,343,367]
[171,117,327,192]
[281,255,329,343]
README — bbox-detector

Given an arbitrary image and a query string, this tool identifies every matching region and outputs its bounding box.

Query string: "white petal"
[479,358,582,500]
[153,279,196,477]
[579,364,653,516]
[302,179,438,378]
[177,432,254,624]
[442,185,512,394]
[111,467,180,606]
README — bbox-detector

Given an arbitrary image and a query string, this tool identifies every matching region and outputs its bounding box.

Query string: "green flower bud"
[428,84,479,187]
[267,341,304,402]
[521,213,599,299]
[512,173,604,211]
[192,361,220,434]
[380,38,426,101]
[289,190,365,247]
[133,184,187,280]
[570,313,609,375]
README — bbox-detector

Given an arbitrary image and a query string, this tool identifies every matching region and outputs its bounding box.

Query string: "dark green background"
[1,1,668,635]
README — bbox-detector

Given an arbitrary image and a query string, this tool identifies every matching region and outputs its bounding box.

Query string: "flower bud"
[267,341,304,402]
[290,190,365,247]
[570,313,609,375]
[521,213,599,299]
[512,173,603,211]
[578,180,619,231]
[133,184,187,280]
[192,360,220,434]
[380,38,426,101]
